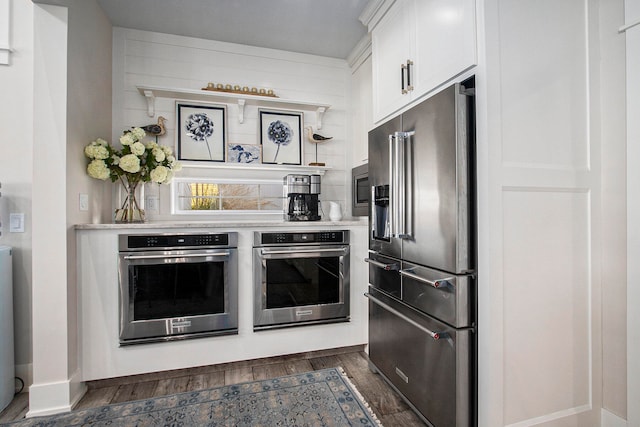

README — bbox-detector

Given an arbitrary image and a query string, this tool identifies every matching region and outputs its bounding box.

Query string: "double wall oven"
[118,232,238,345]
[253,230,350,330]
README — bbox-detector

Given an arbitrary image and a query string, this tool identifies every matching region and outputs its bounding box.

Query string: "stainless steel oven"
[253,230,350,330]
[118,232,238,345]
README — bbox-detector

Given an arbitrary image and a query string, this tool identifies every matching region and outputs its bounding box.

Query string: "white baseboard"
[26,368,86,417]
[602,409,627,427]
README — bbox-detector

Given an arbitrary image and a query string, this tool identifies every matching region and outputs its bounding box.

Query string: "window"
[172,178,283,214]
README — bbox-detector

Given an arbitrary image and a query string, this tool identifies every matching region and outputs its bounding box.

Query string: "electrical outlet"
[79,193,89,211]
[10,213,24,233]
[146,195,159,212]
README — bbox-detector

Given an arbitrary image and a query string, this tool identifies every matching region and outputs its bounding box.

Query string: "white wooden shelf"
[136,85,331,129]
[180,162,331,175]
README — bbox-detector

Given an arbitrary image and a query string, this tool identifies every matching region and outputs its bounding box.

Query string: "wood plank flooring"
[0,346,427,426]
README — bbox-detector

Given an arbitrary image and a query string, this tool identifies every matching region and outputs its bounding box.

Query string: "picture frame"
[259,109,303,165]
[177,102,226,162]
[227,143,261,164]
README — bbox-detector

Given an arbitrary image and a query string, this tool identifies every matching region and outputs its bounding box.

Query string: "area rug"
[6,367,382,426]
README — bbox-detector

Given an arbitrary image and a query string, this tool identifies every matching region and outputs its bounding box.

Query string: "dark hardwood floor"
[0,346,426,426]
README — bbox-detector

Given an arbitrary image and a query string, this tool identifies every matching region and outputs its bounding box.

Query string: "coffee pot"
[284,174,321,221]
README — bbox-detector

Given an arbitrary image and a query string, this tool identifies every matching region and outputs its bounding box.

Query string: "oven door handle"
[123,252,231,260]
[259,247,347,256]
[364,292,447,340]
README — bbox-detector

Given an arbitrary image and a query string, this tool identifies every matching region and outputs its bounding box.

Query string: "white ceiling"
[94,0,371,59]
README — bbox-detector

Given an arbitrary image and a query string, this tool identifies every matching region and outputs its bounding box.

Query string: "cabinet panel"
[412,0,477,98]
[351,56,373,166]
[371,0,477,123]
[372,0,413,121]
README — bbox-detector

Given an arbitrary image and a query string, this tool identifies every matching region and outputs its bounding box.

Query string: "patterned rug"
[6,367,382,426]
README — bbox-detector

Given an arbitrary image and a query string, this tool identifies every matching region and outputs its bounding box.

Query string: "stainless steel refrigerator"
[365,79,476,426]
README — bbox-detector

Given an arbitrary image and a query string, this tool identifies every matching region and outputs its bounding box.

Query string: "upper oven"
[352,163,369,216]
[253,230,350,330]
[118,232,238,345]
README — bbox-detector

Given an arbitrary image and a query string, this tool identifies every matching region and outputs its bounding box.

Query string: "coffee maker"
[284,174,321,221]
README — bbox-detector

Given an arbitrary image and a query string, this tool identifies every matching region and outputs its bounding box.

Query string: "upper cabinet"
[370,0,477,122]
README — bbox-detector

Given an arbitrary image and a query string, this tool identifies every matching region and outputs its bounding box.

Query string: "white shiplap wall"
[112,28,351,220]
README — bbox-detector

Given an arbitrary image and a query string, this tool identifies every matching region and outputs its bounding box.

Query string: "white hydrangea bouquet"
[84,127,181,222]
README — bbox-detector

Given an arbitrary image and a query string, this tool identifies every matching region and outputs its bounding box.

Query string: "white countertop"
[75,218,368,230]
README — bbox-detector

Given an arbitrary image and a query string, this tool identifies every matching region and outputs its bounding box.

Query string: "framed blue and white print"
[177,102,226,162]
[228,144,261,164]
[259,110,303,165]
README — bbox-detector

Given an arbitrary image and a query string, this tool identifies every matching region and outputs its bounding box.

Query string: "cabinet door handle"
[406,60,414,92]
[401,63,407,94]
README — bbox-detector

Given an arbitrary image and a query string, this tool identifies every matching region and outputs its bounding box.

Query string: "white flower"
[150,165,169,183]
[152,147,166,162]
[130,141,146,156]
[119,153,141,173]
[86,144,109,160]
[162,170,174,184]
[131,127,145,140]
[85,130,180,187]
[120,133,135,146]
[87,159,110,180]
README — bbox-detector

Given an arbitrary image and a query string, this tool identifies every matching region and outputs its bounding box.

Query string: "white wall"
[112,28,351,221]
[598,0,627,420]
[626,0,640,425]
[64,0,113,378]
[0,0,34,387]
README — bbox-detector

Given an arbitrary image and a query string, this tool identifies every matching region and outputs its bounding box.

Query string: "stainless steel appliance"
[0,246,13,412]
[351,163,369,216]
[118,232,238,345]
[253,230,350,330]
[284,174,321,221]
[365,79,476,426]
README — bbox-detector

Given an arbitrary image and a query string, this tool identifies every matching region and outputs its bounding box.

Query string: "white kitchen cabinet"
[350,55,373,167]
[371,0,476,122]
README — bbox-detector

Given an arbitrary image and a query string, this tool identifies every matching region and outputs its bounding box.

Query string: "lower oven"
[118,232,238,345]
[253,230,350,330]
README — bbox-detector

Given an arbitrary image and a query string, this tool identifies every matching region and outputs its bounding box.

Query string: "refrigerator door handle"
[364,292,448,340]
[399,267,454,290]
[390,131,414,239]
[364,257,400,271]
[388,133,396,237]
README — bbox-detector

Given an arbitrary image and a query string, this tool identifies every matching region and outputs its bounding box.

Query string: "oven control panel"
[258,231,348,245]
[121,233,237,251]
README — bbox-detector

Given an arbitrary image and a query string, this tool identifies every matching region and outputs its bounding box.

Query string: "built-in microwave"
[352,163,369,216]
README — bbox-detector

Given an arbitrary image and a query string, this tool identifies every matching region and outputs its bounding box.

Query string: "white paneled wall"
[478,0,602,425]
[626,0,640,424]
[113,28,350,220]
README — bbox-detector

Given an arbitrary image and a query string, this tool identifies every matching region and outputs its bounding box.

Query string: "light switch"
[79,193,89,211]
[9,213,24,233]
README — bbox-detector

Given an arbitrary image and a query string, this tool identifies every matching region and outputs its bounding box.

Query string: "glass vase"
[114,179,145,223]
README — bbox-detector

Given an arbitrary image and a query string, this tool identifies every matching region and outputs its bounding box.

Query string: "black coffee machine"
[284,174,321,221]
